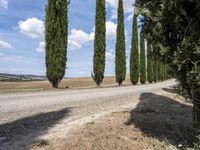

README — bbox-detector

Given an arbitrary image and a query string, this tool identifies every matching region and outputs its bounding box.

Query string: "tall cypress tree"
[153,61,158,83]
[161,63,164,81]
[152,46,157,83]
[147,41,153,83]
[140,29,146,84]
[163,64,166,80]
[92,0,106,87]
[115,0,126,86]
[45,0,68,88]
[130,13,139,85]
[164,64,168,80]
[162,63,166,81]
[158,61,162,81]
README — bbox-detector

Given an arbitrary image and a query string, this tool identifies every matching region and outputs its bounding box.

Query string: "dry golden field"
[0,76,132,90]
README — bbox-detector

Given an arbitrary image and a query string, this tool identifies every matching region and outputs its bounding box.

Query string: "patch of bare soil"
[29,90,194,150]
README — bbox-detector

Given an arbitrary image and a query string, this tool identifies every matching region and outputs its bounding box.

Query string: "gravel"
[0,80,175,150]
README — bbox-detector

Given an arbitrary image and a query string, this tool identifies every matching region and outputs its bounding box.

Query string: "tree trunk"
[52,80,59,88]
[119,82,122,86]
[96,83,100,88]
[192,88,200,124]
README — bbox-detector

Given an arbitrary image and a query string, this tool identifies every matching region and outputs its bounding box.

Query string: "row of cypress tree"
[45,0,170,88]
[93,0,170,87]
[130,14,170,85]
[146,41,170,83]
[93,0,127,87]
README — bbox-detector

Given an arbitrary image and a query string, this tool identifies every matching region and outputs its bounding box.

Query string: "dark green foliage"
[161,63,164,81]
[140,29,146,84]
[158,61,162,82]
[130,14,139,85]
[135,0,200,123]
[115,0,126,86]
[45,0,68,88]
[162,64,165,81]
[93,0,106,87]
[153,61,158,83]
[147,41,153,83]
[163,64,166,80]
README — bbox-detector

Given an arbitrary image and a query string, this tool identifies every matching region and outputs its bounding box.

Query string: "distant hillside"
[0,73,46,82]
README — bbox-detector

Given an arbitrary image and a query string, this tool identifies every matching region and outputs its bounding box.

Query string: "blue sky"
[0,0,135,77]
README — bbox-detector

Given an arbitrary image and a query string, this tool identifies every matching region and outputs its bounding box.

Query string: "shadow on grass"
[126,92,195,148]
[0,108,71,150]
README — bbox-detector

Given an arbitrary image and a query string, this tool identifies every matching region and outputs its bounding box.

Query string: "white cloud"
[68,40,82,50]
[36,42,45,52]
[110,9,117,20]
[18,18,44,39]
[0,52,3,56]
[106,0,135,21]
[106,49,115,61]
[67,21,121,50]
[0,0,8,9]
[0,40,13,50]
[69,29,94,44]
[106,21,127,40]
[106,0,134,13]
[68,28,94,50]
[106,21,117,40]
[126,13,133,21]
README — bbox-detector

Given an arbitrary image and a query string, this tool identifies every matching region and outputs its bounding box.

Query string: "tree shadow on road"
[125,92,195,148]
[162,87,178,94]
[0,108,71,150]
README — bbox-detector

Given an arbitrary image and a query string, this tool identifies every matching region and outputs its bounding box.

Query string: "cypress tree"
[157,61,161,81]
[45,0,68,88]
[164,64,167,80]
[165,64,169,80]
[161,63,164,81]
[164,64,166,80]
[130,13,139,85]
[140,29,146,84]
[158,61,162,81]
[147,41,153,83]
[92,0,106,87]
[153,61,158,82]
[115,0,126,86]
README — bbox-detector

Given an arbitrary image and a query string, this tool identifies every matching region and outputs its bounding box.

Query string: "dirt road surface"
[0,80,175,150]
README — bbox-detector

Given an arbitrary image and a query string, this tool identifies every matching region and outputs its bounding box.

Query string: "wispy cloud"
[106,0,135,21]
[0,40,13,50]
[68,28,94,50]
[36,41,45,53]
[0,0,8,10]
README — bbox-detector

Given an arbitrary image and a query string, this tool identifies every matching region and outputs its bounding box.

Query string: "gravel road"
[0,80,175,150]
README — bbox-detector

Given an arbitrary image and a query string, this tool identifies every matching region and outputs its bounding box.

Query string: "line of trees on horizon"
[45,0,171,89]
